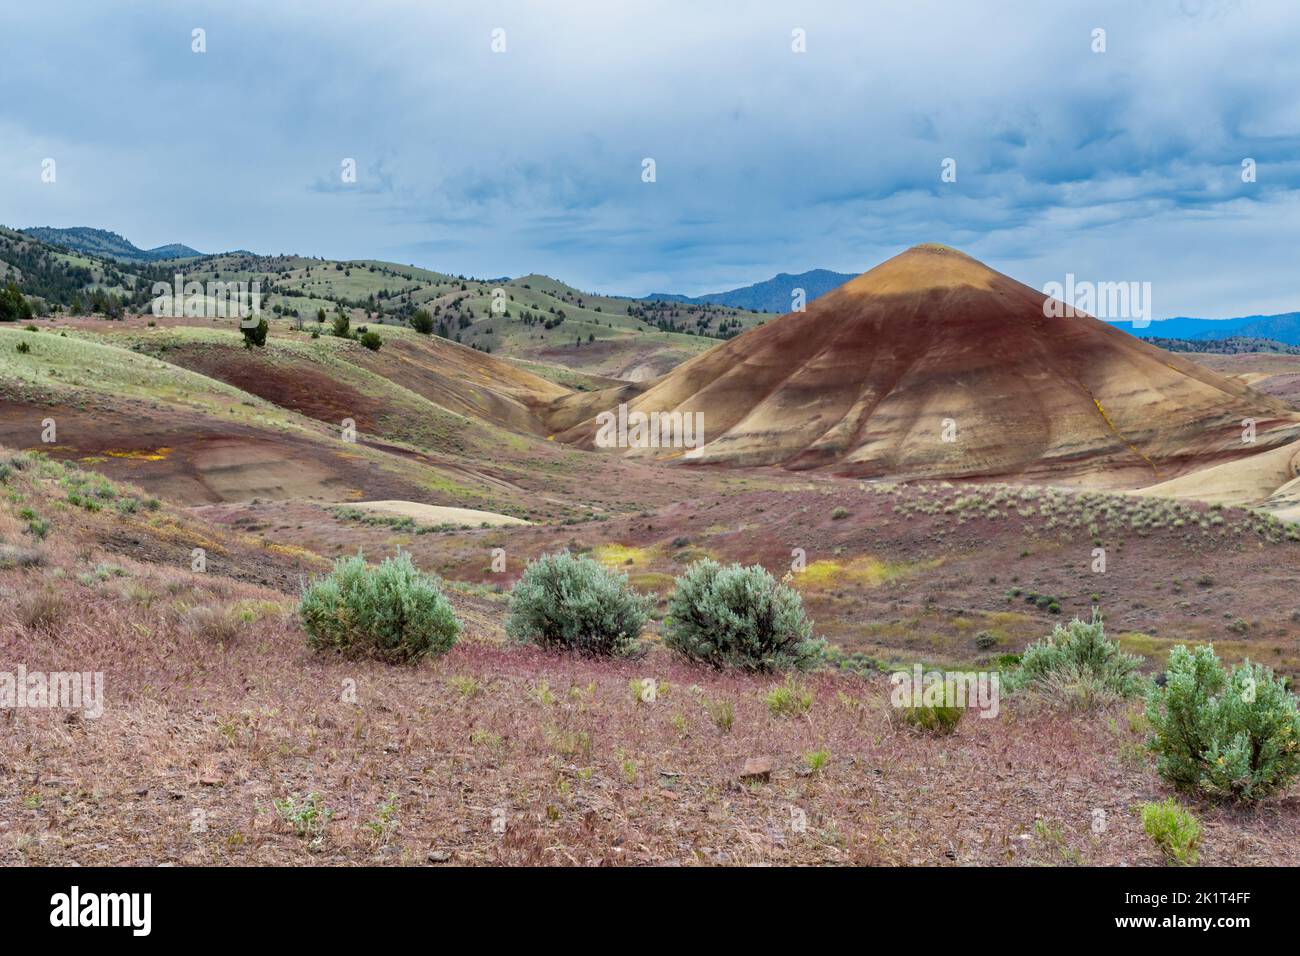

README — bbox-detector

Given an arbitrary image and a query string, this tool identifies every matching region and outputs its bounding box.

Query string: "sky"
[2,0,1298,317]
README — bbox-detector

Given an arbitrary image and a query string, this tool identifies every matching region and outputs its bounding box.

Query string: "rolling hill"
[0,309,728,526]
[0,225,769,380]
[559,244,1300,492]
[21,226,203,262]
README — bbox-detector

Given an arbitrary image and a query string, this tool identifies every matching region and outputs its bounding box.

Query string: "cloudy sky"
[2,0,1298,316]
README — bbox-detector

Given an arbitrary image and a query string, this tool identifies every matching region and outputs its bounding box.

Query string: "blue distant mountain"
[1110,313,1300,346]
[648,268,857,313]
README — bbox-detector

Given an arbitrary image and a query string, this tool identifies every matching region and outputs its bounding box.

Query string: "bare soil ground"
[344,500,531,527]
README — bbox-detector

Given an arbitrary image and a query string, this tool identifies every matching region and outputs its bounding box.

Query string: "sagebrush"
[1145,644,1300,802]
[299,551,459,663]
[505,551,650,656]
[663,559,823,670]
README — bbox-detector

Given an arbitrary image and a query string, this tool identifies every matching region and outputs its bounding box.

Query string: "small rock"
[739,756,774,783]
[426,850,451,863]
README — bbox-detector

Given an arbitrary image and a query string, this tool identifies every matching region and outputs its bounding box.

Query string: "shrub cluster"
[299,551,459,663]
[1146,644,1300,802]
[1008,611,1145,710]
[504,554,821,671]
[662,559,823,671]
[0,281,33,323]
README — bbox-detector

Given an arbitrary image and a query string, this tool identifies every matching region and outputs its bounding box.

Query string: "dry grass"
[178,604,247,645]
[0,543,45,570]
[15,588,66,635]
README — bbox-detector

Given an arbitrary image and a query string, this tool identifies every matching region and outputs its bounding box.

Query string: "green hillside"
[0,225,771,380]
[20,226,202,262]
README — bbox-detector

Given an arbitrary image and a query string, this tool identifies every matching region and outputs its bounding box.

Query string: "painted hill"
[647,268,856,313]
[560,244,1300,487]
[21,226,203,262]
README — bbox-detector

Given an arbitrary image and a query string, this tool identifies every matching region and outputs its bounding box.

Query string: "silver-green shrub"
[1007,610,1145,709]
[299,551,459,663]
[1146,644,1300,802]
[663,559,823,671]
[505,551,650,656]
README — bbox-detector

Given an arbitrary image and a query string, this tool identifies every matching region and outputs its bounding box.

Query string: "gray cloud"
[1,0,1297,316]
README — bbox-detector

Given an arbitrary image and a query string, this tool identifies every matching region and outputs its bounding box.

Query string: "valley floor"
[2,451,1298,866]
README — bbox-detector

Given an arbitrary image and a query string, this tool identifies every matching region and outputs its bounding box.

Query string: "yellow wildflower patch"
[797,555,941,589]
[591,543,652,567]
[103,447,171,462]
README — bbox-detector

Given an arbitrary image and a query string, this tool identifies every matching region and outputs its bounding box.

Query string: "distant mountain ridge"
[647,268,857,313]
[21,226,203,262]
[1109,313,1300,346]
